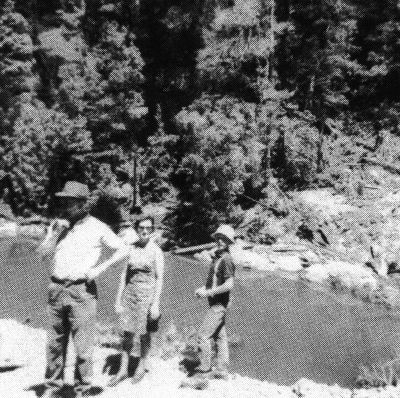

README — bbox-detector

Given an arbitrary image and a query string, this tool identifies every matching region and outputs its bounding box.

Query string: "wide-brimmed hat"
[211,224,235,244]
[55,181,90,200]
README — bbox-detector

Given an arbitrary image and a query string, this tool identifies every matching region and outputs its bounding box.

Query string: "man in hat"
[38,181,129,397]
[194,224,236,375]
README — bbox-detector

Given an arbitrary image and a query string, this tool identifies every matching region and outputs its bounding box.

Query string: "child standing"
[195,224,236,374]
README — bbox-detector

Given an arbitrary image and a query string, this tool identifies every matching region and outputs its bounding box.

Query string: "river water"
[1,239,400,387]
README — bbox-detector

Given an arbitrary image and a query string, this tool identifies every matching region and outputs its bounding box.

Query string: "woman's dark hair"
[134,215,155,230]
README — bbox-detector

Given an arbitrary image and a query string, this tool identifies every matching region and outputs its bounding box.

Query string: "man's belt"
[130,268,151,275]
[51,276,87,286]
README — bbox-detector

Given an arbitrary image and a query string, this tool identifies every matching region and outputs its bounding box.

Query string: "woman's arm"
[150,248,165,319]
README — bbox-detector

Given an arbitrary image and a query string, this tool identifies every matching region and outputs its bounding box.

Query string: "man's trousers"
[45,280,97,392]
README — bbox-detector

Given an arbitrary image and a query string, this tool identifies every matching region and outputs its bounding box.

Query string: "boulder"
[300,250,321,265]
[229,246,276,271]
[268,254,303,272]
[194,250,213,265]
[302,263,331,283]
[19,224,46,240]
[295,190,357,217]
[303,261,378,290]
[0,222,17,238]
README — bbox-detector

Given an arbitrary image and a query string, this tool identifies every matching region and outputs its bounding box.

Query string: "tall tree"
[0,0,37,131]
[276,0,361,172]
[35,1,148,190]
[169,0,305,243]
[135,0,203,137]
[351,0,400,142]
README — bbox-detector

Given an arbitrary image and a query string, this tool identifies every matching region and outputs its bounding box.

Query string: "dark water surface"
[1,238,400,387]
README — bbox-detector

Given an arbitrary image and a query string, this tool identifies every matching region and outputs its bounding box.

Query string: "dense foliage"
[0,0,399,242]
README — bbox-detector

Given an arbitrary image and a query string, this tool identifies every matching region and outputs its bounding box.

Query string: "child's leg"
[197,305,226,372]
[215,324,229,371]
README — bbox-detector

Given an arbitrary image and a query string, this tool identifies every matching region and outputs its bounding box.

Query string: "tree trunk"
[263,114,274,186]
[316,115,326,174]
[132,155,141,209]
[268,0,278,84]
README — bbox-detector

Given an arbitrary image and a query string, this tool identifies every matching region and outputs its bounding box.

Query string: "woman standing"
[110,215,164,385]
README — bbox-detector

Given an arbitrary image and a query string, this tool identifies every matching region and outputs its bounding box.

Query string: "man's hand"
[195,286,210,298]
[149,303,160,320]
[38,218,70,256]
[86,269,97,282]
[51,218,70,232]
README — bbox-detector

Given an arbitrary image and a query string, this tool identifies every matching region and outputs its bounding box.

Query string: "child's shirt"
[205,248,235,307]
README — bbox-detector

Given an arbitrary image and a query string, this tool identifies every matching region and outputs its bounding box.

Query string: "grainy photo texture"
[0,0,400,397]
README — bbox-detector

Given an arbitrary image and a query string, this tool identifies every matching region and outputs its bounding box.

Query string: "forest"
[1,0,400,245]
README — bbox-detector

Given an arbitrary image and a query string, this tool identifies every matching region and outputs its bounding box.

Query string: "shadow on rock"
[24,382,46,396]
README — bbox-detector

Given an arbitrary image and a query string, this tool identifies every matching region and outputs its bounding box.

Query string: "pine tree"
[351,0,400,140]
[0,0,37,131]
[135,0,203,137]
[276,0,361,172]
[48,2,148,189]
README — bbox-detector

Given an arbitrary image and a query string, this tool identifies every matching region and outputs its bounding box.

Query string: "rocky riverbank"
[1,319,400,398]
[189,180,400,309]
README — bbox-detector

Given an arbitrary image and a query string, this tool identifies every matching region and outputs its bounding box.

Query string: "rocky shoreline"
[1,319,400,398]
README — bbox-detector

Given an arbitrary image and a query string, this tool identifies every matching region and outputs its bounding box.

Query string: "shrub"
[357,360,400,388]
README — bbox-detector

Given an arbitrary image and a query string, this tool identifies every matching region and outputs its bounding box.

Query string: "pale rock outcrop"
[229,246,277,271]
[302,261,378,290]
[295,190,357,217]
[0,222,17,238]
[230,244,304,272]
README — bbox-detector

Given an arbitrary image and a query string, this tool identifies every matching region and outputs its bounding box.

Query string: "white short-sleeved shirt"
[119,227,139,245]
[52,215,125,280]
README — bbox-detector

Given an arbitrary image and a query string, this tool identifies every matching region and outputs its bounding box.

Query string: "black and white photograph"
[0,0,400,397]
